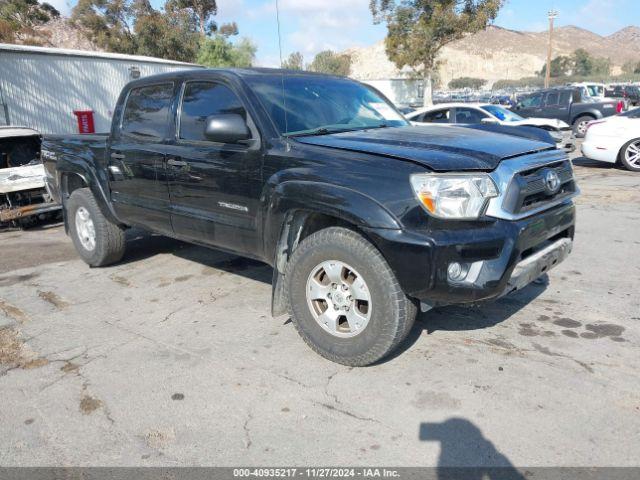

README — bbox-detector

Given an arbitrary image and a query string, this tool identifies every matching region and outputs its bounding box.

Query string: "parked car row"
[605,85,640,107]
[512,87,624,138]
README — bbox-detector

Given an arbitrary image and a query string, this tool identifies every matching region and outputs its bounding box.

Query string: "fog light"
[447,262,469,282]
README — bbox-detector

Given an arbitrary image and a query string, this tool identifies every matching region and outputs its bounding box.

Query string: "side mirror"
[204,114,251,144]
[481,118,499,124]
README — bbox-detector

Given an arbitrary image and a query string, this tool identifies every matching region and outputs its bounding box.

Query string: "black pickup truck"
[514,87,622,137]
[43,69,578,366]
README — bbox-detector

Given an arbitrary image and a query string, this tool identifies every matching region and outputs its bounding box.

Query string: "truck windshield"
[246,75,408,136]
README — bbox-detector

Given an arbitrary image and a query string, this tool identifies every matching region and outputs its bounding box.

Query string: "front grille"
[502,160,577,215]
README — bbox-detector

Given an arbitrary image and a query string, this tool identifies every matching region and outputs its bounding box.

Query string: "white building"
[0,44,203,134]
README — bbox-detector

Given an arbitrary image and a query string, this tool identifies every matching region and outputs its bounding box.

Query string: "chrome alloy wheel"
[576,120,589,136]
[306,260,372,338]
[75,206,96,251]
[625,140,640,168]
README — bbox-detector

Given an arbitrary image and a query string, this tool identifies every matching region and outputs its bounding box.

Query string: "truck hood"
[294,125,553,171]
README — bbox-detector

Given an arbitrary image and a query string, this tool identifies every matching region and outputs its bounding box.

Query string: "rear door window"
[121,83,174,139]
[420,109,451,123]
[454,107,489,124]
[559,91,572,105]
[545,92,560,106]
[179,82,247,142]
[519,94,542,108]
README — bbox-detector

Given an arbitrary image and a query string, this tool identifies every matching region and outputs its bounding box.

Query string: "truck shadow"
[379,279,548,364]
[419,418,527,479]
[116,229,548,350]
[119,229,273,284]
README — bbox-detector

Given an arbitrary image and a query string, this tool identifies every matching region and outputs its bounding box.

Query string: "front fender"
[263,180,401,263]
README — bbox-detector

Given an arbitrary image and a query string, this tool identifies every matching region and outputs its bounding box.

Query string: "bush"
[448,77,487,90]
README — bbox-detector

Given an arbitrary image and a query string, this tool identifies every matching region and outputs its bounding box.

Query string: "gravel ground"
[0,154,639,467]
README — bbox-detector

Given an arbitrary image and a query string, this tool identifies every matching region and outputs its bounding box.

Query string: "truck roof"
[124,68,354,87]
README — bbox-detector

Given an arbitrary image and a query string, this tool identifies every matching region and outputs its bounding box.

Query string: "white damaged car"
[582,108,640,172]
[406,103,574,152]
[0,126,60,225]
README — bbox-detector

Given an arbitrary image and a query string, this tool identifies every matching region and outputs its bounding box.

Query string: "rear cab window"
[121,83,174,139]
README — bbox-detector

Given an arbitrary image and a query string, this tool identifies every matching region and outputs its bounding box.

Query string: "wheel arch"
[265,181,401,317]
[58,165,122,232]
[571,111,598,125]
[618,137,640,169]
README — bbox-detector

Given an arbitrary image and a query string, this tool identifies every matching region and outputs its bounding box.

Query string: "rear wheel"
[619,139,640,172]
[286,227,417,366]
[67,188,126,266]
[573,115,594,138]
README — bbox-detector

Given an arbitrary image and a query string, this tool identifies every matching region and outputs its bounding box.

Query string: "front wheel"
[573,115,594,138]
[286,227,417,366]
[67,188,126,267]
[619,139,640,172]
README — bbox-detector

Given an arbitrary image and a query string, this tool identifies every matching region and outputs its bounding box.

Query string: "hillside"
[18,18,100,51]
[348,25,640,86]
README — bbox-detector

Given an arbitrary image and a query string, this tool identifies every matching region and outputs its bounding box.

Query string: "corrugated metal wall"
[0,51,201,134]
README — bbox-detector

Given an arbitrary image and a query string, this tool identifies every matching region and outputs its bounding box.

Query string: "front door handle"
[167,158,188,168]
[111,152,125,160]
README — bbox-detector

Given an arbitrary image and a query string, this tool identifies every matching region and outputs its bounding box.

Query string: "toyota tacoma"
[42,69,578,366]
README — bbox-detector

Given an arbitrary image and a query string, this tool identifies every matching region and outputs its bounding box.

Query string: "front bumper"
[364,201,576,305]
[501,237,572,296]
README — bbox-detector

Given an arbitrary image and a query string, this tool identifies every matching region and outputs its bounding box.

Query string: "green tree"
[448,77,486,90]
[371,0,503,106]
[572,48,610,76]
[216,21,238,37]
[166,0,217,36]
[622,60,640,75]
[196,35,256,67]
[282,51,304,70]
[308,50,351,76]
[134,4,200,62]
[539,55,573,78]
[0,0,59,43]
[71,0,136,53]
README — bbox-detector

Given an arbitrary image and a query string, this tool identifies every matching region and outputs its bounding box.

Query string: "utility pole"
[545,9,559,88]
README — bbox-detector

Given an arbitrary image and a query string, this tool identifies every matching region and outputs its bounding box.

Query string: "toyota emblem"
[543,169,561,195]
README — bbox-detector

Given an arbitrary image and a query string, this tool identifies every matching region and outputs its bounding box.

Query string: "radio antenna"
[275,0,289,136]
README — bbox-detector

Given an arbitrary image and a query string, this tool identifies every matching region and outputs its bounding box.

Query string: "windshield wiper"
[285,123,394,138]
[285,126,359,138]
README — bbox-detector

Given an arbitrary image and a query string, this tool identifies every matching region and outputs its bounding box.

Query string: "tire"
[619,138,640,172]
[572,115,594,138]
[67,188,126,267]
[286,227,417,366]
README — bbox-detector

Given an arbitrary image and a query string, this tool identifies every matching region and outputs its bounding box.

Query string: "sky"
[47,0,640,66]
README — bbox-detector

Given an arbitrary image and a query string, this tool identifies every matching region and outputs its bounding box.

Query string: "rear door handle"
[167,158,188,168]
[111,152,125,160]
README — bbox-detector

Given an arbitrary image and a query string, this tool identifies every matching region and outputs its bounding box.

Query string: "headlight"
[410,173,498,220]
